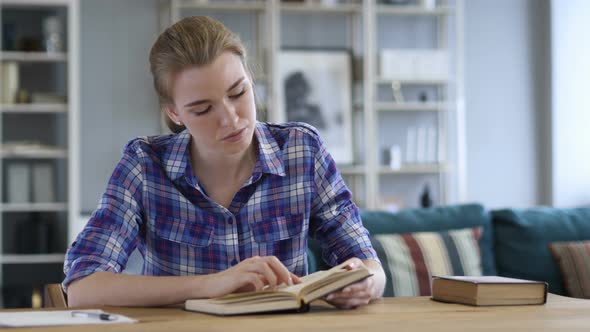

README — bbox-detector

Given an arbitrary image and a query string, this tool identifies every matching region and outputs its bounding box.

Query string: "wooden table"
[5,294,590,331]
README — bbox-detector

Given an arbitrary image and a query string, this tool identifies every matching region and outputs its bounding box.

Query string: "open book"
[185,259,371,315]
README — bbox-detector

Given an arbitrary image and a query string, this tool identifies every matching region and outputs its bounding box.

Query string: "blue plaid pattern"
[63,122,378,289]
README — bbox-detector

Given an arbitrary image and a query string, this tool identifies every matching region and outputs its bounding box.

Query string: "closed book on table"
[431,276,548,306]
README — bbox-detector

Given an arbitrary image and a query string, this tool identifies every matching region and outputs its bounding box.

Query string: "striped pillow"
[371,227,483,297]
[549,241,590,299]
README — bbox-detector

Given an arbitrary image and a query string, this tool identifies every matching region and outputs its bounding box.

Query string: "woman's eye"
[194,106,211,116]
[229,90,246,99]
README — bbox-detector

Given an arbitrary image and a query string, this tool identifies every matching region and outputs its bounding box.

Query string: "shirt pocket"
[250,213,305,243]
[153,216,214,248]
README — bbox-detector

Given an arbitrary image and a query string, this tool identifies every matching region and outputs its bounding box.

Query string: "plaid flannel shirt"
[63,122,378,289]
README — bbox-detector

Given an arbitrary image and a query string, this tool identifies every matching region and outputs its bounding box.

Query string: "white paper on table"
[0,309,137,327]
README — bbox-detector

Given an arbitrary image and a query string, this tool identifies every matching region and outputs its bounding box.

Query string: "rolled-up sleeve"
[62,141,145,291]
[308,134,379,267]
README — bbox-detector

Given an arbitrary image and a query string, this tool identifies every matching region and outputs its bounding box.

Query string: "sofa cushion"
[549,241,590,299]
[492,207,590,295]
[359,203,495,275]
[372,227,483,297]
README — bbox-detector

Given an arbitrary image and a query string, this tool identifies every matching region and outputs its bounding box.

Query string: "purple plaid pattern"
[63,122,378,289]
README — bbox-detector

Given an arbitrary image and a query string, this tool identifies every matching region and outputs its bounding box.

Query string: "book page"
[0,310,136,327]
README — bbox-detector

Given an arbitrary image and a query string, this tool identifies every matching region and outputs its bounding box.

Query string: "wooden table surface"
[4,294,590,331]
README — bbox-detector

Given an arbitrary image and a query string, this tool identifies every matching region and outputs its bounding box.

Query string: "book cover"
[431,275,548,306]
[32,162,55,203]
[185,259,371,316]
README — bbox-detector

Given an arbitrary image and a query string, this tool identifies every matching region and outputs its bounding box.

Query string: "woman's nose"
[219,100,239,127]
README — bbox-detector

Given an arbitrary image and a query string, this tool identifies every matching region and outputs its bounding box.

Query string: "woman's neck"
[190,141,257,184]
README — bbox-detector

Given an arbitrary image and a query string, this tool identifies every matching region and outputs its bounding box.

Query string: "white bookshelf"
[0,0,80,307]
[164,0,464,210]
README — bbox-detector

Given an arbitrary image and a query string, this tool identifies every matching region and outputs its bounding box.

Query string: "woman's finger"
[264,256,293,286]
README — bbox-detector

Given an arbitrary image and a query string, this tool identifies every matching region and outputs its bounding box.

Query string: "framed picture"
[278,49,353,165]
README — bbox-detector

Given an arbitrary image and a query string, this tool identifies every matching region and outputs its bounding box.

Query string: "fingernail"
[326,294,334,301]
[288,277,293,285]
[343,287,351,293]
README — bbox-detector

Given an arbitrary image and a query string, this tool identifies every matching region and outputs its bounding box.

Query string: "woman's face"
[166,52,256,159]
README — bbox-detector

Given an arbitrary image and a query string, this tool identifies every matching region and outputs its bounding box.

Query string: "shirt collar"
[163,122,286,183]
[163,130,191,181]
[253,122,286,177]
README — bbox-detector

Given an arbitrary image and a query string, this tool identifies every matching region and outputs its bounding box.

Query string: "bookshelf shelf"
[378,164,447,175]
[0,149,68,159]
[0,51,67,62]
[0,203,67,212]
[376,78,449,86]
[281,3,361,14]
[0,254,65,264]
[0,104,68,113]
[175,0,265,11]
[376,5,451,16]
[375,102,447,112]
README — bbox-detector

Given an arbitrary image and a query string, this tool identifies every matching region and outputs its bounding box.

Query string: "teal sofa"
[307,203,590,296]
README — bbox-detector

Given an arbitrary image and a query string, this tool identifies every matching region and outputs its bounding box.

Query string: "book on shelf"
[431,275,548,306]
[185,259,371,316]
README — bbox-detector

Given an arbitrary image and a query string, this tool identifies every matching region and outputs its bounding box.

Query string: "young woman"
[64,16,385,309]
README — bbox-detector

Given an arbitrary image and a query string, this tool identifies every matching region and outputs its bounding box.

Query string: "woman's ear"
[163,105,181,126]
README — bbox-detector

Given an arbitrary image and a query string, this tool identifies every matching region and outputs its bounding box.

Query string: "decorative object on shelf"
[389,144,402,170]
[278,49,353,164]
[32,162,56,203]
[1,61,19,104]
[420,183,433,208]
[42,16,63,53]
[391,81,405,103]
[419,91,428,102]
[15,89,31,104]
[6,162,31,203]
[380,49,448,80]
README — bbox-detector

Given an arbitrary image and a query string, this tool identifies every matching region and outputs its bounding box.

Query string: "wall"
[79,0,161,212]
[550,0,590,207]
[463,0,550,208]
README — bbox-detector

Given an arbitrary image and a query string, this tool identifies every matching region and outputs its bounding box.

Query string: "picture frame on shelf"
[278,49,353,165]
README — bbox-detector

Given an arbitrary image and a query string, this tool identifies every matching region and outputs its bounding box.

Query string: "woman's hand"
[203,256,301,298]
[324,258,385,309]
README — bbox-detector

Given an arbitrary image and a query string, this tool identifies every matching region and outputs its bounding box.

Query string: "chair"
[43,283,68,308]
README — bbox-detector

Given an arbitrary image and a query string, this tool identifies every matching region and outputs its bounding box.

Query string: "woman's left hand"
[323,258,384,309]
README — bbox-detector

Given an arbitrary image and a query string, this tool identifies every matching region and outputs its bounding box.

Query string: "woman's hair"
[149,16,250,133]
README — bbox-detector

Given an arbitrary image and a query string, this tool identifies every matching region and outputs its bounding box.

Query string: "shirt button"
[231,259,238,266]
[227,216,234,224]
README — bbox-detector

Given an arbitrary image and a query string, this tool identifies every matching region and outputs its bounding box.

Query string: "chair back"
[43,283,67,308]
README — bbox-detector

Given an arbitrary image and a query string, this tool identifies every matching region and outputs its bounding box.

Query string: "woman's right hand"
[202,256,301,298]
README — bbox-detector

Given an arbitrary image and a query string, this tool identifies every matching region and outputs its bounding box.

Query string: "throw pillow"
[549,241,590,299]
[372,227,483,297]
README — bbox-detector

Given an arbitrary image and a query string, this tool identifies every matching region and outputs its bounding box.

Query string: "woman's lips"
[223,128,245,142]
